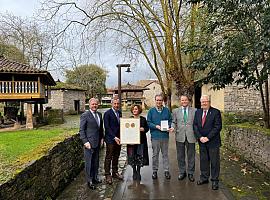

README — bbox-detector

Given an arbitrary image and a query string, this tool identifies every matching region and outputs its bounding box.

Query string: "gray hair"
[155,94,163,100]
[111,96,119,103]
[89,98,99,104]
[200,95,211,102]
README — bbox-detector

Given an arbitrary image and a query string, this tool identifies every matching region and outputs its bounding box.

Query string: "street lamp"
[116,64,131,111]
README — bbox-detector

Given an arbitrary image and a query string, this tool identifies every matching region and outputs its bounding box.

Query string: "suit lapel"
[88,110,99,127]
[199,109,203,126]
[187,107,192,122]
[179,108,183,122]
[205,107,212,124]
[111,108,119,124]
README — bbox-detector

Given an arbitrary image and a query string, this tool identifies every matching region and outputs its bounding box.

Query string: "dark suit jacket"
[79,110,104,148]
[193,107,222,148]
[104,108,122,144]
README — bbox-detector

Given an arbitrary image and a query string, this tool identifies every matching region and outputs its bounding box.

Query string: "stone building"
[137,80,161,108]
[45,82,86,114]
[196,83,263,115]
[137,79,179,108]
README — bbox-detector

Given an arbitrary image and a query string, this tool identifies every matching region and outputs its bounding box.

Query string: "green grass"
[0,127,77,184]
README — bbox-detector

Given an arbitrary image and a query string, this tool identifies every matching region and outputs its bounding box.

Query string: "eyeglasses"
[201,101,209,103]
[156,99,163,101]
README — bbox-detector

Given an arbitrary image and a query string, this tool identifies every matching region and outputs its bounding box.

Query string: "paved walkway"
[57,130,232,200]
[113,133,231,200]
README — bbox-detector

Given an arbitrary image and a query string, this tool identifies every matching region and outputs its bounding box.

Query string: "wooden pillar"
[34,103,38,115]
[39,104,43,119]
[26,103,33,129]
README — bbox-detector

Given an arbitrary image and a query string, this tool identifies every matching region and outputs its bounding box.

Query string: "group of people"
[79,93,222,191]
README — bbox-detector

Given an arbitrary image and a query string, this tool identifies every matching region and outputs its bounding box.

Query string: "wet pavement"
[57,128,231,200]
[56,145,127,200]
[113,133,231,200]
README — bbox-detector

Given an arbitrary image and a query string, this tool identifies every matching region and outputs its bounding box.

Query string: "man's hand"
[199,137,209,143]
[169,127,174,133]
[114,137,121,145]
[156,125,161,130]
[100,138,104,146]
[140,127,145,132]
[84,142,91,149]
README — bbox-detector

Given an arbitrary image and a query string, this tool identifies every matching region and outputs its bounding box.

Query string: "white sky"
[0,0,155,87]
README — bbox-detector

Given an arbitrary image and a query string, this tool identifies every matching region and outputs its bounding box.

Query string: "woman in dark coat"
[127,104,149,180]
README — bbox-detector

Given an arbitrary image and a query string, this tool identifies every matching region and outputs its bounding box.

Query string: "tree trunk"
[264,80,270,128]
[174,79,195,101]
[256,67,269,128]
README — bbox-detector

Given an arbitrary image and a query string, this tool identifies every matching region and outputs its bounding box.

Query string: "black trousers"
[199,145,220,182]
[104,142,121,175]
[84,147,99,182]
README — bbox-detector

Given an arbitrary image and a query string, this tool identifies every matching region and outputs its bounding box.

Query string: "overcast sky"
[0,0,155,87]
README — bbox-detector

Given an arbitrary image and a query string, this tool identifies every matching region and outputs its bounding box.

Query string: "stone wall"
[45,90,85,113]
[0,134,84,200]
[63,90,85,113]
[46,90,64,110]
[224,85,263,115]
[225,126,270,174]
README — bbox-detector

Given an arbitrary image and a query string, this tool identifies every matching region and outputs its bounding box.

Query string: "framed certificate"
[161,120,169,131]
[120,118,140,144]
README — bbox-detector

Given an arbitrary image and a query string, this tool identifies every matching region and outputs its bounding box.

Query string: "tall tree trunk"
[256,67,268,128]
[264,80,270,128]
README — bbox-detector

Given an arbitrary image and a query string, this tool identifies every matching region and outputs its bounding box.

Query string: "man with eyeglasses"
[193,95,222,190]
[147,94,173,180]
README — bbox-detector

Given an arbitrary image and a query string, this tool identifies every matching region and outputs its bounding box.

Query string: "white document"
[120,118,140,144]
[160,120,169,131]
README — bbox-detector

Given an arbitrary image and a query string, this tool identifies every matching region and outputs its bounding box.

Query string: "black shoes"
[112,172,124,180]
[178,173,187,180]
[87,182,96,190]
[212,181,219,190]
[92,179,102,184]
[197,179,209,185]
[152,172,157,179]
[188,174,195,182]
[164,171,171,179]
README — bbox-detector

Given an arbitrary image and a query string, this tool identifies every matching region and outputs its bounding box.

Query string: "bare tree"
[40,0,207,108]
[0,13,60,70]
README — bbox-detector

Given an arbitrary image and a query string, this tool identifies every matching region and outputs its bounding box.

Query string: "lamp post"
[116,64,131,111]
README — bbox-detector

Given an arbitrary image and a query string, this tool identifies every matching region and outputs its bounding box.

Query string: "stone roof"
[136,79,159,87]
[0,57,56,86]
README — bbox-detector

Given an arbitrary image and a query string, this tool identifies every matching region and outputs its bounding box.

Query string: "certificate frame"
[160,120,169,131]
[120,118,140,144]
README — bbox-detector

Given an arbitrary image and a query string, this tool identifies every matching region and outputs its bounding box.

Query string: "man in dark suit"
[104,98,123,184]
[79,98,104,190]
[193,95,222,190]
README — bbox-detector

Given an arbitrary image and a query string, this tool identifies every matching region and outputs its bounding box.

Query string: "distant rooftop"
[112,82,149,91]
[51,81,86,91]
[136,79,159,87]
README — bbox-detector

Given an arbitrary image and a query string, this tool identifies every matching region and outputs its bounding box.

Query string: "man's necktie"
[183,107,187,125]
[115,111,120,123]
[94,112,99,126]
[202,110,207,127]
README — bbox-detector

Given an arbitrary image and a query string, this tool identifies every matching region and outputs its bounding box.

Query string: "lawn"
[0,127,77,184]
